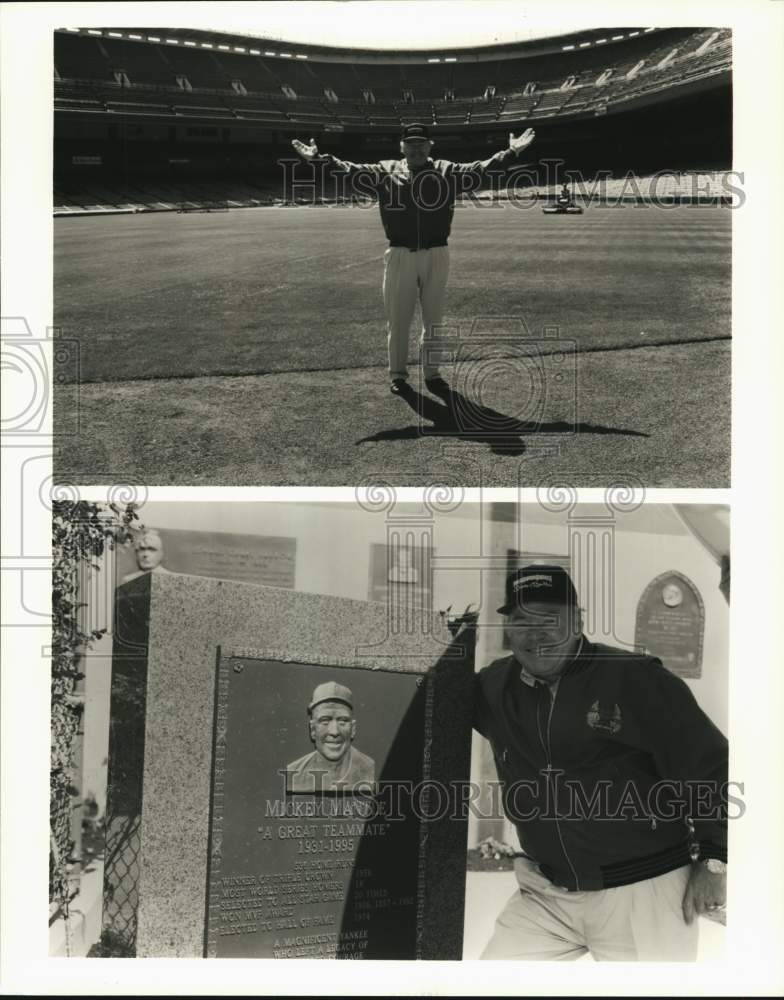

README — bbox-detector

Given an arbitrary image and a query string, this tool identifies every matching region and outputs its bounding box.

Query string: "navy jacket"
[474,640,729,891]
[319,149,529,249]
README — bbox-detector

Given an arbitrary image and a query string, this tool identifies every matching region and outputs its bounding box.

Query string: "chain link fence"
[97,645,148,956]
[49,782,74,902]
[101,810,141,953]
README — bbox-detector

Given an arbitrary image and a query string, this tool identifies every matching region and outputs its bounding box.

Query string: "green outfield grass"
[54,203,730,383]
[53,203,730,486]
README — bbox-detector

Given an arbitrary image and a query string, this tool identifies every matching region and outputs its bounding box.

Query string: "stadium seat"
[99,38,171,86]
[55,33,112,80]
[54,26,731,127]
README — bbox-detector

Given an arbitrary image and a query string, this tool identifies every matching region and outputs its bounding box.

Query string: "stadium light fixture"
[629,31,640,37]
[296,54,308,59]
[87,29,102,36]
[128,33,142,40]
[579,42,591,48]
[147,36,161,42]
[427,58,441,63]
[250,49,260,55]
[643,27,656,33]
[107,31,122,38]
[200,43,213,48]
[63,27,80,32]
[218,45,230,50]
[184,41,197,47]
[596,38,607,44]
[445,57,457,62]
[611,35,624,41]
[165,38,180,45]
[264,51,276,56]
[234,46,246,52]
[562,44,575,50]
[280,52,293,58]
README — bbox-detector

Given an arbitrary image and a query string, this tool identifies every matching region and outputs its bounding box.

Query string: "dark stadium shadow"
[356,385,649,455]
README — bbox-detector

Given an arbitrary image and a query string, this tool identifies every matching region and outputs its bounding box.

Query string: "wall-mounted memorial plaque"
[634,571,705,679]
[116,528,296,589]
[368,542,434,613]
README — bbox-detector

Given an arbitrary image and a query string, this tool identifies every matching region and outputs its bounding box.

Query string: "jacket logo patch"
[587,701,622,735]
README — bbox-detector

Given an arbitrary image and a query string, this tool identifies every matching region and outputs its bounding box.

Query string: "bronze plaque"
[368,541,435,614]
[116,528,296,588]
[634,571,705,678]
[204,655,431,959]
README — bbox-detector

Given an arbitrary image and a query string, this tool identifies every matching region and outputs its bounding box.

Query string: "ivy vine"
[50,501,142,906]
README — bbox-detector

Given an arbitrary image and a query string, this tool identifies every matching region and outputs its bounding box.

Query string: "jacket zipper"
[416,170,421,251]
[537,682,581,891]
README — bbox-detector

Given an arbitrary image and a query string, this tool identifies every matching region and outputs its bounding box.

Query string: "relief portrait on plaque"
[388,544,419,584]
[121,529,173,584]
[285,682,376,794]
[368,541,433,612]
[662,582,684,607]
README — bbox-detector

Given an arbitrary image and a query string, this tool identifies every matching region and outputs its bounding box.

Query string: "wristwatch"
[702,858,727,875]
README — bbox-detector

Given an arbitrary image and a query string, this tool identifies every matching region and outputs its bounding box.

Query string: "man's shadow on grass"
[356,384,649,457]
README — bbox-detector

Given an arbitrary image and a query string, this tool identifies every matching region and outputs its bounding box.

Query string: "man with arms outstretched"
[292,123,535,396]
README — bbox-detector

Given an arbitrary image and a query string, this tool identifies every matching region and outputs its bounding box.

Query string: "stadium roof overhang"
[60,25,668,64]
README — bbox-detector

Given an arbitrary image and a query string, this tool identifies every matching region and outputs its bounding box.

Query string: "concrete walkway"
[49,859,104,957]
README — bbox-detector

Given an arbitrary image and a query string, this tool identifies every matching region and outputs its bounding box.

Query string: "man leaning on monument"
[474,565,728,961]
[285,682,376,794]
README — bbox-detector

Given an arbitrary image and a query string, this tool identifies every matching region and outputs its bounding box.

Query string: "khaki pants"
[382,245,450,380]
[480,857,699,961]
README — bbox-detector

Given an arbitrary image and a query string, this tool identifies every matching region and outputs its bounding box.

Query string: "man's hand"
[682,862,727,925]
[291,137,320,160]
[509,128,535,153]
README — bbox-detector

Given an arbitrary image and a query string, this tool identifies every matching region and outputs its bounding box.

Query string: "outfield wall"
[53,176,738,216]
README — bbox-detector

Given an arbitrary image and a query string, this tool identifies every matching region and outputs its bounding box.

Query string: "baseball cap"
[401,122,431,141]
[497,565,578,614]
[308,681,353,712]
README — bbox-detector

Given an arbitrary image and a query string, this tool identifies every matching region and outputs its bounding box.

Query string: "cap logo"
[514,574,553,591]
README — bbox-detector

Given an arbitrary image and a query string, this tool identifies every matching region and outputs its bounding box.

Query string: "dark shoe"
[390,378,409,395]
[424,376,450,396]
